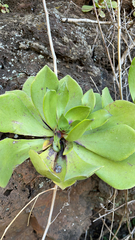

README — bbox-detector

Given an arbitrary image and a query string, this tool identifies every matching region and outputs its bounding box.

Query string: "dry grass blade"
[125,190,133,240]
[90,76,100,94]
[27,195,39,226]
[109,189,117,240]
[122,227,135,240]
[99,214,119,240]
[93,200,135,222]
[98,216,105,240]
[111,213,125,240]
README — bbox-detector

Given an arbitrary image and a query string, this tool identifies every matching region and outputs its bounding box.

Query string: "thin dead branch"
[27,195,39,226]
[103,0,116,23]
[109,189,117,240]
[42,184,58,240]
[61,18,112,24]
[117,0,123,99]
[98,217,105,240]
[125,190,133,240]
[122,227,135,240]
[42,0,57,76]
[92,0,119,88]
[90,76,100,94]
[111,213,125,240]
[42,1,58,239]
[93,200,135,222]
[99,215,119,240]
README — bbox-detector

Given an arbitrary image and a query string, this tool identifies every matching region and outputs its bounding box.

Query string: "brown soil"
[0,0,135,240]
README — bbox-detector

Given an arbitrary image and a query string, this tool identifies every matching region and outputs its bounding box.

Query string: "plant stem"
[42,184,58,240]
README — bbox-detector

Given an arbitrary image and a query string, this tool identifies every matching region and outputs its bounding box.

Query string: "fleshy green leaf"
[53,155,67,182]
[0,138,45,188]
[22,76,35,98]
[82,89,96,112]
[43,90,57,129]
[74,143,135,190]
[69,120,80,130]
[65,106,90,123]
[30,147,67,182]
[128,57,135,103]
[63,141,73,155]
[104,100,135,130]
[53,132,61,152]
[57,83,69,118]
[3,4,9,7]
[29,149,61,183]
[102,87,113,108]
[0,93,53,136]
[65,144,102,182]
[66,119,92,142]
[98,9,105,18]
[106,0,117,8]
[59,75,83,112]
[40,147,57,171]
[87,109,111,130]
[76,124,135,161]
[132,0,135,7]
[6,90,47,127]
[82,5,94,12]
[92,93,102,112]
[58,114,69,132]
[42,138,53,150]
[31,66,59,120]
[53,179,76,190]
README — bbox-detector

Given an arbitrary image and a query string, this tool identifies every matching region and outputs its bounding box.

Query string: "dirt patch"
[0,0,135,239]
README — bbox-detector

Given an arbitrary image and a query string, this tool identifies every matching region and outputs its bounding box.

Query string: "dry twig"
[42,184,58,240]
[42,1,58,239]
[93,200,135,222]
[61,18,112,24]
[125,190,133,240]
[42,0,57,76]
[111,213,125,240]
[27,195,39,226]
[99,214,119,240]
[109,189,117,240]
[117,0,123,99]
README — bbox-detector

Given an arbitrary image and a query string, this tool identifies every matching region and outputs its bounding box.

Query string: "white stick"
[61,17,112,25]
[42,184,58,240]
[42,1,58,239]
[42,0,57,77]
[117,0,123,99]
